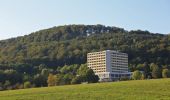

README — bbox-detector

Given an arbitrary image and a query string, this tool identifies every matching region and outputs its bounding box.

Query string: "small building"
[87,50,131,81]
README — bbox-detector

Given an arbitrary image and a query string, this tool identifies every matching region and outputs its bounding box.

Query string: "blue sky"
[0,0,170,40]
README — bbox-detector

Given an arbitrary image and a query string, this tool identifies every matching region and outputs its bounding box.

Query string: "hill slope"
[0,25,169,68]
[0,79,170,100]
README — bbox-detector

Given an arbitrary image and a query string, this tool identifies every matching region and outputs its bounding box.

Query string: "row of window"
[111,69,128,72]
[111,71,128,73]
[90,68,106,70]
[110,74,130,78]
[95,71,106,73]
[111,54,128,56]
[113,67,128,69]
[111,68,128,70]
[88,54,105,56]
[88,66,106,69]
[87,60,106,62]
[112,60,128,62]
[88,63,106,66]
[88,63,105,65]
[111,61,128,64]
[111,53,128,56]
[112,65,128,67]
[88,58,106,60]
[111,67,128,70]
[112,58,128,60]
[112,67,128,69]
[111,64,128,67]
[87,56,105,59]
[97,74,109,77]
[93,68,106,72]
[88,52,105,55]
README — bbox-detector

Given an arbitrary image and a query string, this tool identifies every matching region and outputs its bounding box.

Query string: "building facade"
[87,50,131,81]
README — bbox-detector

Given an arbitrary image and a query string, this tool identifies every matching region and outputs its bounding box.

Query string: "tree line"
[131,62,170,80]
[0,64,98,90]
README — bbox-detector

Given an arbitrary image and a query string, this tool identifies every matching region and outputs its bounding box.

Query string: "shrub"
[162,69,170,78]
[24,81,31,88]
[132,70,142,80]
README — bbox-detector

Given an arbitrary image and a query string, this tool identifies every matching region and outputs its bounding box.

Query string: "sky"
[0,0,170,40]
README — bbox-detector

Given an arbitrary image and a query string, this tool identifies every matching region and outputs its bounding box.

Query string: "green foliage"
[55,74,62,85]
[33,74,47,87]
[24,81,31,88]
[71,76,82,84]
[162,69,170,78]
[41,68,49,76]
[47,74,56,86]
[150,63,162,78]
[4,80,11,88]
[77,64,99,83]
[132,70,142,80]
[143,62,151,78]
[0,25,169,67]
[23,74,32,82]
[53,64,98,85]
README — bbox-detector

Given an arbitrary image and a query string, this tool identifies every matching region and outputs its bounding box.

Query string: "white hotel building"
[87,50,131,81]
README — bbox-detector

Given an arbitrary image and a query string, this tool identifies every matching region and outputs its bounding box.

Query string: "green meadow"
[0,79,170,100]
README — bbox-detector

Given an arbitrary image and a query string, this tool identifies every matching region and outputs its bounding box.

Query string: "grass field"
[0,79,170,100]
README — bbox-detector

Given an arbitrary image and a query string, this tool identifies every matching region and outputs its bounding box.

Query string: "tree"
[162,69,170,78]
[60,65,69,74]
[143,62,151,78]
[86,69,99,83]
[132,70,142,80]
[23,74,32,82]
[0,82,3,91]
[33,74,47,87]
[4,80,11,89]
[77,64,99,83]
[77,64,88,77]
[47,74,56,86]
[55,74,62,85]
[150,63,162,78]
[62,73,73,85]
[41,68,50,76]
[24,81,31,88]
[4,69,22,85]
[0,70,5,83]
[38,64,47,71]
[141,73,145,80]
[136,64,144,70]
[71,76,81,84]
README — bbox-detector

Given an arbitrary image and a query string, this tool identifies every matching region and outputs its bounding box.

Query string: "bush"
[24,81,31,88]
[162,69,170,78]
[71,76,81,84]
[120,76,130,81]
[4,80,11,88]
[132,70,142,80]
[47,74,56,86]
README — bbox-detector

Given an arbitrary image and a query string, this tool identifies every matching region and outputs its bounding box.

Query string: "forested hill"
[0,25,170,68]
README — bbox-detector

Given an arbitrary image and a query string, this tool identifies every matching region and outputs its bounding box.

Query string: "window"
[115,74,118,77]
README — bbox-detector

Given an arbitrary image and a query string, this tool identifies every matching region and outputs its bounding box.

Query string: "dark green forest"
[0,25,170,90]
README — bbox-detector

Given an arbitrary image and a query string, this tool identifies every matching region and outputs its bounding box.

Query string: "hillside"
[0,25,169,67]
[0,79,170,100]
